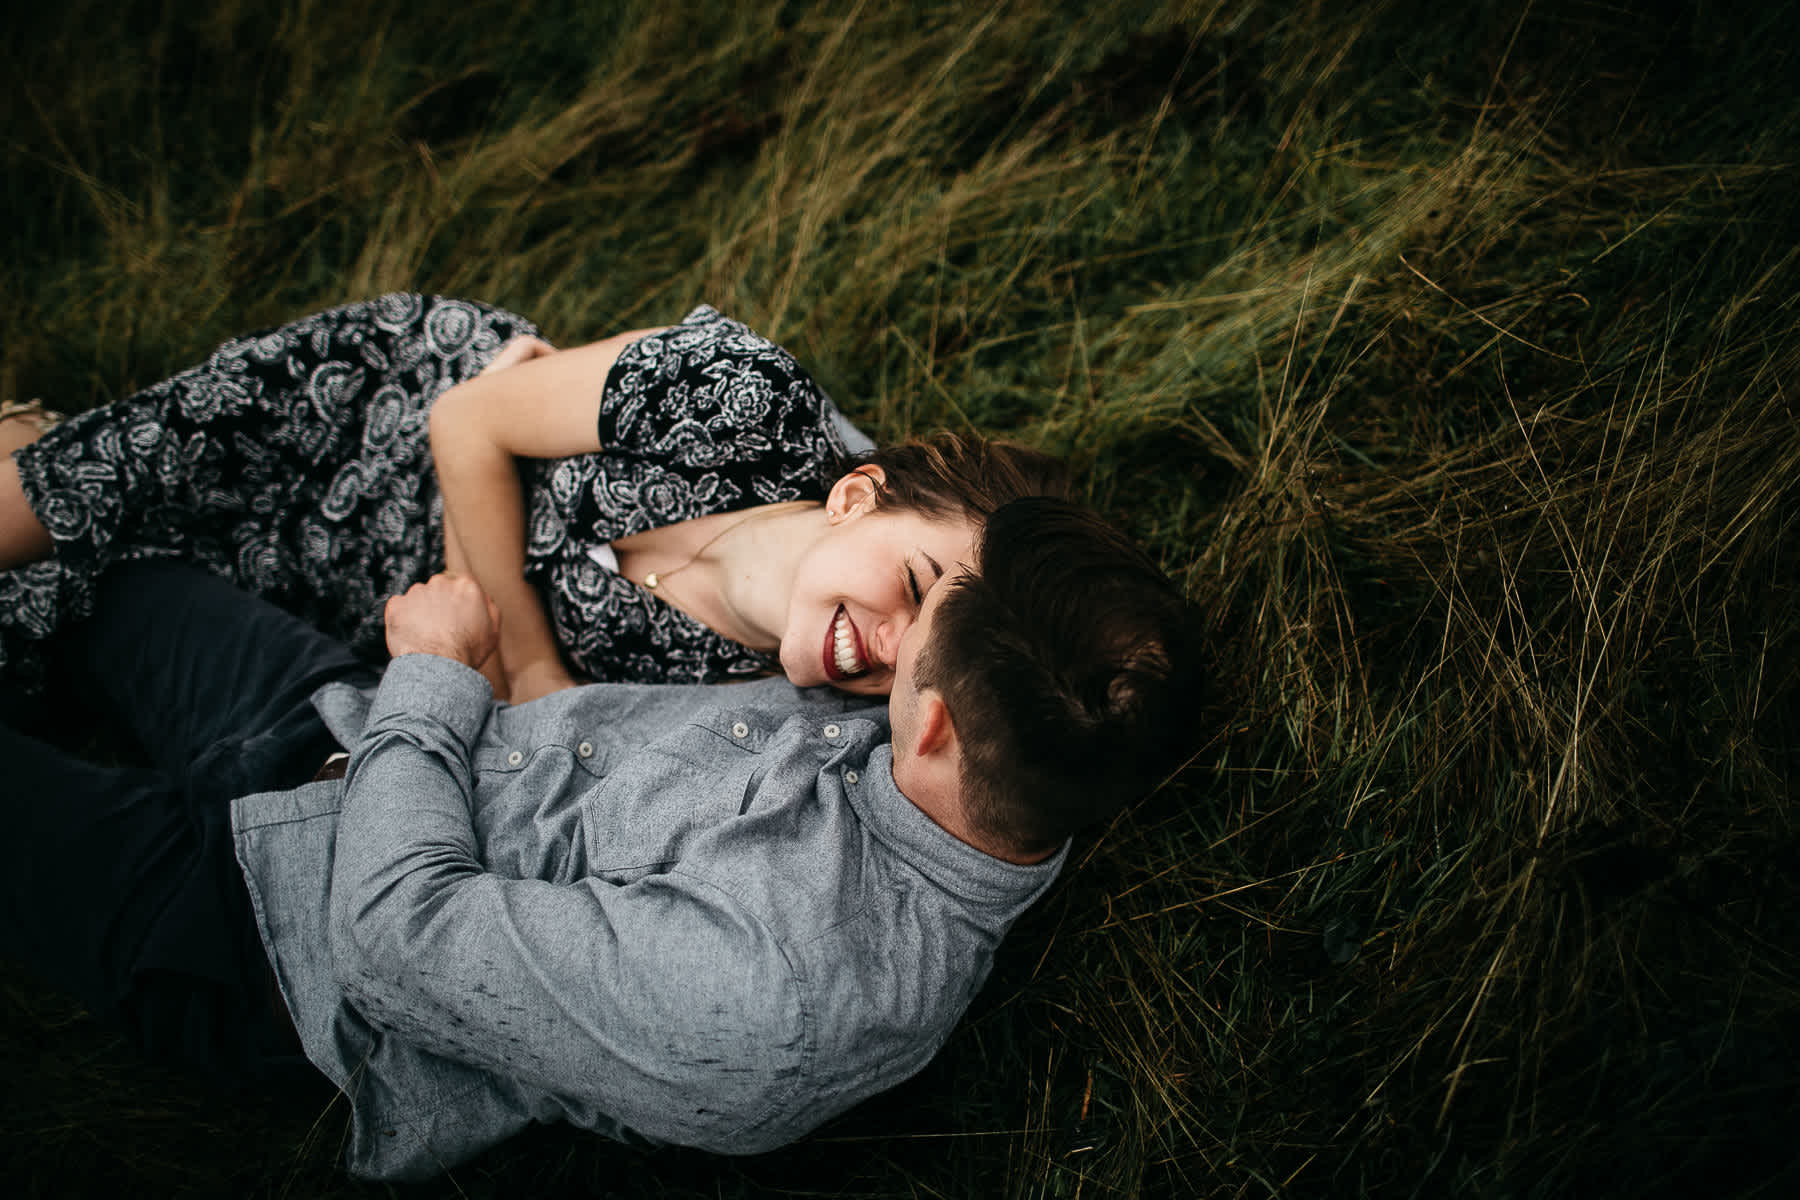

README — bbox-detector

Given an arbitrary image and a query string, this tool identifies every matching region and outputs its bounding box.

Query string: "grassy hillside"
[3,1,1796,1195]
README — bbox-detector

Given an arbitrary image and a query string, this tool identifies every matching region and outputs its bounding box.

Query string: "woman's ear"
[825,465,888,523]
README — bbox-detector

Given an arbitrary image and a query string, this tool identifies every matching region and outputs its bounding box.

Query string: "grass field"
[3,1,1798,1196]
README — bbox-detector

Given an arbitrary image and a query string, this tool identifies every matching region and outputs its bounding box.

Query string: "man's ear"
[825,465,887,523]
[894,690,985,849]
[910,691,959,762]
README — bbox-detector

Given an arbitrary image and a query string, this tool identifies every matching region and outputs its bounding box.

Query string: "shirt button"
[576,741,594,758]
[731,722,750,739]
[823,723,841,738]
[844,769,859,785]
[506,750,523,766]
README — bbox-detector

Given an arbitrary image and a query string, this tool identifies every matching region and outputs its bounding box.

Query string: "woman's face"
[778,474,978,697]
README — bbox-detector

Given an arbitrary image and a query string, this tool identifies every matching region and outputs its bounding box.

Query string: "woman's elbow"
[427,384,474,457]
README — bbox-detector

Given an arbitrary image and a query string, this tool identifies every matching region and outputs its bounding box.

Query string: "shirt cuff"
[366,653,494,745]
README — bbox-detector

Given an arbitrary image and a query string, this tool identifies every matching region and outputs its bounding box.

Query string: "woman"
[0,296,1066,699]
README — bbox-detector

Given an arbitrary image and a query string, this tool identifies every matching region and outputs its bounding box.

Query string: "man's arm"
[330,577,804,1150]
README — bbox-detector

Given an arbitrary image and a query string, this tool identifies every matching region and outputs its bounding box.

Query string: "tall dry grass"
[3,0,1797,1195]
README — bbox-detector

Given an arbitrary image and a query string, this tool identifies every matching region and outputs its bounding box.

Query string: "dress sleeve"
[594,306,848,518]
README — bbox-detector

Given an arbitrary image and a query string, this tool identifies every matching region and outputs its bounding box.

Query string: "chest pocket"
[580,720,767,877]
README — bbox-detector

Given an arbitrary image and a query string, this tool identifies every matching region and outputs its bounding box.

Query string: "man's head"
[887,497,1194,862]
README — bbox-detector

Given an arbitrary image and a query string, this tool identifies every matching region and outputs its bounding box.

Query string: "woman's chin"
[828,673,890,699]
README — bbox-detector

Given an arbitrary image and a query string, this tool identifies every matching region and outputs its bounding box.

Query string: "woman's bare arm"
[441,504,512,698]
[430,328,662,703]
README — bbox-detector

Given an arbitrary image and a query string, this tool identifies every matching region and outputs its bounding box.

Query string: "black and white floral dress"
[2,296,859,690]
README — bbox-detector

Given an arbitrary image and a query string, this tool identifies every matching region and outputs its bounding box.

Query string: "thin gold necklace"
[643,501,815,592]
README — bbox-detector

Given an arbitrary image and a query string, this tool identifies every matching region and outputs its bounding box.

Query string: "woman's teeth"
[833,609,865,676]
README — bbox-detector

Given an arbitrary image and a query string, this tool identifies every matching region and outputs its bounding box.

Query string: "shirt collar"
[847,743,1067,914]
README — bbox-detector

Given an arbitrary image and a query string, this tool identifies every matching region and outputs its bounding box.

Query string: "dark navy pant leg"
[65,560,377,798]
[0,724,201,1018]
[1,561,375,1079]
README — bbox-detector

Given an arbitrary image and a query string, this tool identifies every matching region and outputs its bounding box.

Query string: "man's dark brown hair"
[917,497,1194,857]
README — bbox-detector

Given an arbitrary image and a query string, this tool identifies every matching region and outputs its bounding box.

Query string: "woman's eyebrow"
[921,552,945,580]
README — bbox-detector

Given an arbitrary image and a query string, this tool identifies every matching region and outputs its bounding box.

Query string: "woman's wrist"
[506,655,578,703]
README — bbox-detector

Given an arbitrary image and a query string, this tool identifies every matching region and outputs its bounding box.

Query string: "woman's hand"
[479,335,557,376]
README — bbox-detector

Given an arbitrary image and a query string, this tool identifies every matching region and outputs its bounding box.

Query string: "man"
[1,498,1190,1180]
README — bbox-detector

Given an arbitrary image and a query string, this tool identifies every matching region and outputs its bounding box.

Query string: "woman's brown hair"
[837,432,1070,522]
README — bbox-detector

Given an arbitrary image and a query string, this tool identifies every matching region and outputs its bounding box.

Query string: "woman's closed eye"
[904,551,947,607]
[904,561,924,606]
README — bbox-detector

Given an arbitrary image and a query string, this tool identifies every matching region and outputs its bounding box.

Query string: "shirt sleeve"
[327,654,808,1152]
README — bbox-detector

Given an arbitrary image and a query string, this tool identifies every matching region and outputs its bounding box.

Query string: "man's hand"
[384,573,502,670]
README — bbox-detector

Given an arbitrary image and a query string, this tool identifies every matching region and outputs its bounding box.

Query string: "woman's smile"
[825,605,869,681]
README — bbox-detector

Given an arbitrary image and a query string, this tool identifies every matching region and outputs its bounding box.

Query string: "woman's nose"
[873,611,911,667]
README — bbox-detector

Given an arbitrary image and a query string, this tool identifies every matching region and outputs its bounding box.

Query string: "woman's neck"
[686,500,824,650]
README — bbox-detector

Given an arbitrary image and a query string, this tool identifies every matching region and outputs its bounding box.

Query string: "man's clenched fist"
[384,573,502,669]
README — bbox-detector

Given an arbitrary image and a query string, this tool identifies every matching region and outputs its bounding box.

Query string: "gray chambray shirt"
[231,654,1065,1180]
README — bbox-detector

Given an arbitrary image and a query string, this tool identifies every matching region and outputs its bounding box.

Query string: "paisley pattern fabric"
[3,297,849,690]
